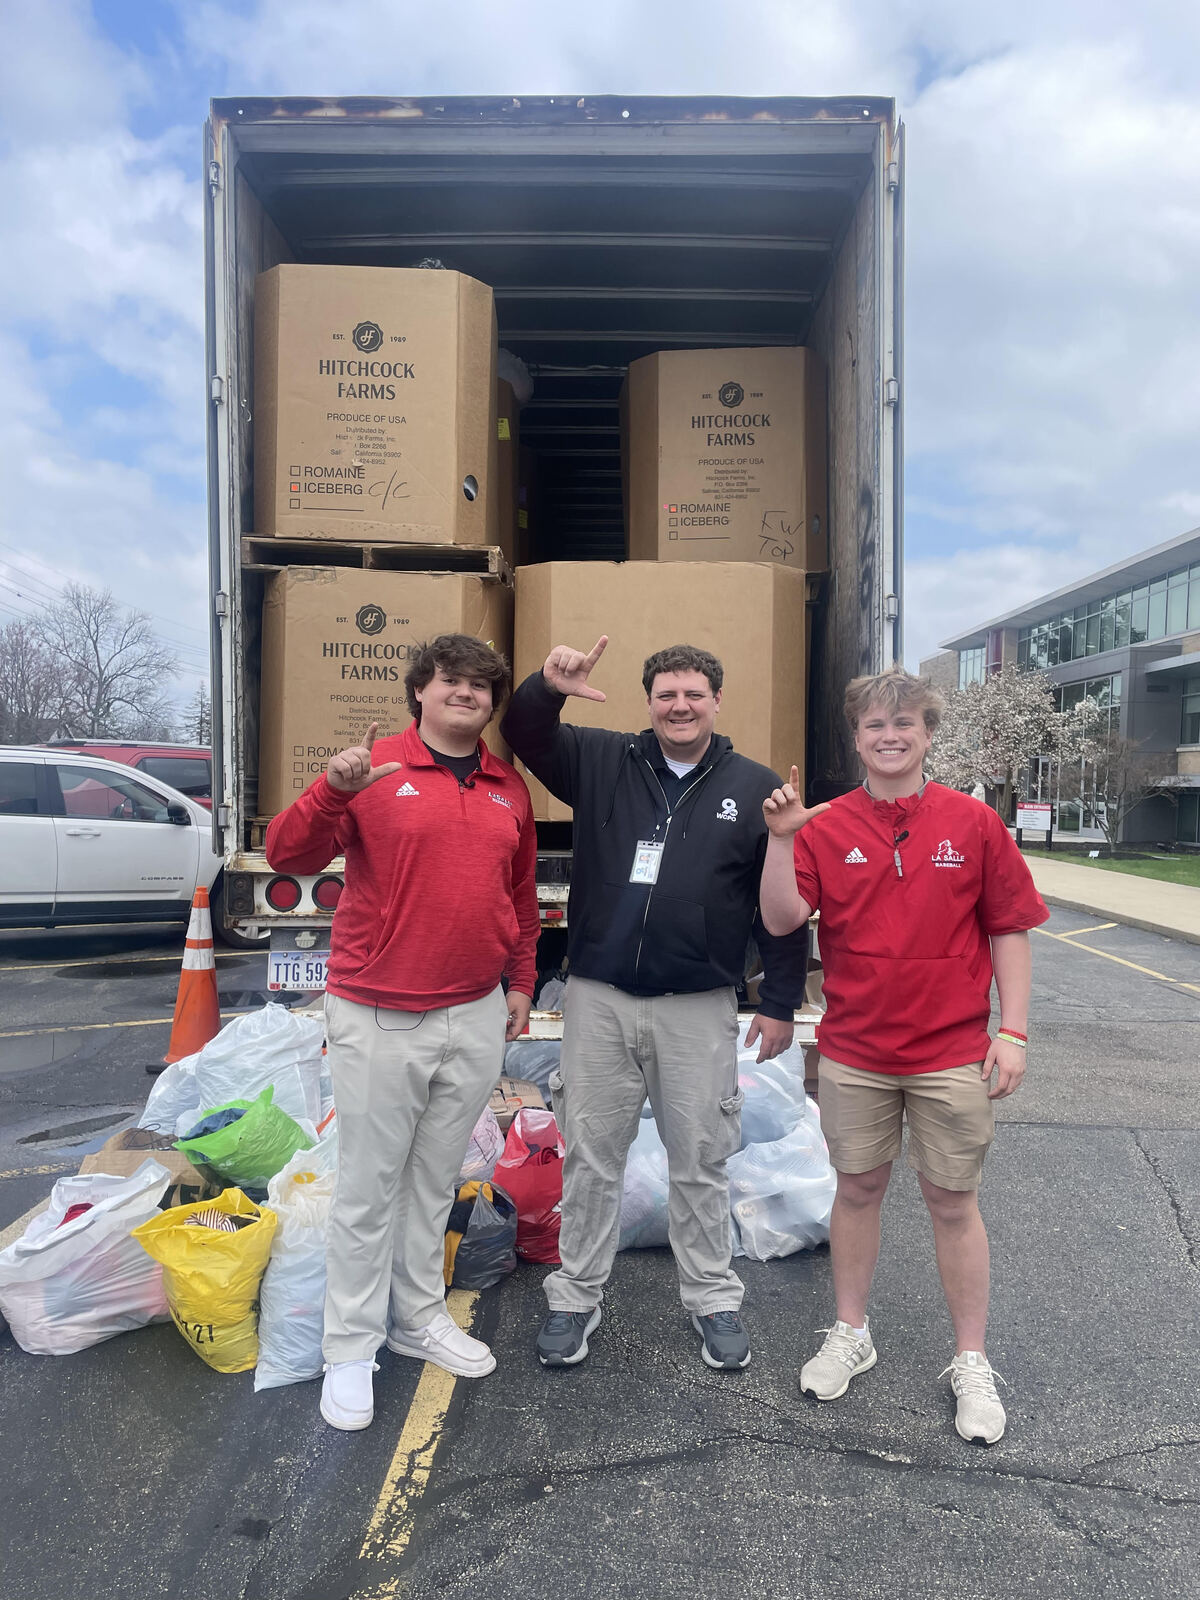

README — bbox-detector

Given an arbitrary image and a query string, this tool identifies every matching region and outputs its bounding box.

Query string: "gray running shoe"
[537,1308,601,1366]
[799,1319,877,1399]
[691,1310,752,1370]
[943,1351,1007,1445]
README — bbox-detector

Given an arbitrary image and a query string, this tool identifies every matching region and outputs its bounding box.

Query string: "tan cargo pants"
[544,976,745,1315]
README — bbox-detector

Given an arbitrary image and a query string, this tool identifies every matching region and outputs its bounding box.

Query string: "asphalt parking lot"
[0,909,1197,1600]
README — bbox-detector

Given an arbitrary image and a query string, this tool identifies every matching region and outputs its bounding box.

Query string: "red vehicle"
[43,742,213,808]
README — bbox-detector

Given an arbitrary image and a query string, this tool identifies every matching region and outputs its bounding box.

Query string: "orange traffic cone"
[163,886,222,1064]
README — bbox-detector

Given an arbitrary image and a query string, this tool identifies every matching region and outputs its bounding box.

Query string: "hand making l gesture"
[326,723,404,794]
[542,635,609,702]
[762,766,831,837]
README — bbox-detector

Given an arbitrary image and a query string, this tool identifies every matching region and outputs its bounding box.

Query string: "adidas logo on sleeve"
[844,846,868,864]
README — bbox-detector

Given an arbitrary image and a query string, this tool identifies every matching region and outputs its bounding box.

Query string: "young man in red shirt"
[266,634,539,1431]
[759,668,1047,1444]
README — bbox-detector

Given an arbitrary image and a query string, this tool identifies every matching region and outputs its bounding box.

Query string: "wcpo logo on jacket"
[844,846,868,864]
[717,797,739,823]
[933,838,965,868]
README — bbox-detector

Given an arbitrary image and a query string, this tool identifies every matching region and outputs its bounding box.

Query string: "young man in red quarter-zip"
[266,634,539,1431]
[758,667,1047,1445]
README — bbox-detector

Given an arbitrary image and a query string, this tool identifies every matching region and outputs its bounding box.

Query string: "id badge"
[629,840,664,885]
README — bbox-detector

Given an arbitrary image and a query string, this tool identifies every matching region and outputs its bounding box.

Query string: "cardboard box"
[496,379,519,567]
[625,347,827,571]
[254,265,499,545]
[512,561,807,822]
[488,1076,547,1134]
[258,566,513,816]
[78,1130,217,1210]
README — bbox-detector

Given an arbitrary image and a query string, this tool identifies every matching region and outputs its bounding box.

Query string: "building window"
[1183,676,1200,747]
[1017,560,1200,669]
[1178,791,1199,846]
[959,646,986,688]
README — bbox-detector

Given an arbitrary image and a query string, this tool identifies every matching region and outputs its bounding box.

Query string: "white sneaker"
[943,1350,1007,1445]
[799,1319,877,1400]
[320,1360,378,1431]
[387,1310,497,1378]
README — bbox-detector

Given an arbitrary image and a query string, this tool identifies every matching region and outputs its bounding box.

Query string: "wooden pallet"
[241,536,512,581]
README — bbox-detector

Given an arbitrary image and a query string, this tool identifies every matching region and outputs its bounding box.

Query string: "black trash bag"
[443,1181,518,1291]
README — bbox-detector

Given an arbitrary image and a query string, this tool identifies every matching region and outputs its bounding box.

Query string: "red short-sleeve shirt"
[793,783,1048,1073]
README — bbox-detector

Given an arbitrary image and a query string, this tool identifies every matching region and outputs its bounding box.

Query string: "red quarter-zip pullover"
[793,783,1048,1073]
[265,721,539,1011]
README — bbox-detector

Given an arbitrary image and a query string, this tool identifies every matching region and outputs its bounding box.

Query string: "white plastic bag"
[728,1102,835,1260]
[618,1119,671,1250]
[458,1106,504,1183]
[254,1131,338,1391]
[738,1055,809,1149]
[0,1160,172,1354]
[139,1051,203,1135]
[140,1005,325,1133]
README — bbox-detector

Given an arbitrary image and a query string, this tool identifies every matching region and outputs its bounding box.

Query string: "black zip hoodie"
[500,673,808,1019]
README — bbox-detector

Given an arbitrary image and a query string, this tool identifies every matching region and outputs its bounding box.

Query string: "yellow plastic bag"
[132,1188,278,1372]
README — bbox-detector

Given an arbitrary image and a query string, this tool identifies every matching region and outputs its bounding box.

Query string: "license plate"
[267,933,330,993]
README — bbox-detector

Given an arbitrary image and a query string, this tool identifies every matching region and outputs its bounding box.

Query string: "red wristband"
[997,1027,1027,1042]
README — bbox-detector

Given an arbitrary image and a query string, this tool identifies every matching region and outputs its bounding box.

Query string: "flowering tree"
[928,666,1065,820]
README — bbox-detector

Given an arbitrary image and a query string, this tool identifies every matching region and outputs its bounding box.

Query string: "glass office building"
[937,528,1200,845]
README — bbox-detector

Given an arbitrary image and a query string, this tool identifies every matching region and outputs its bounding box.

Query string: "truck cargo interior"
[206,97,902,863]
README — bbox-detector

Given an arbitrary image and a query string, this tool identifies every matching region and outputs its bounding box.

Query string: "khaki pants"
[322,986,507,1363]
[544,976,745,1315]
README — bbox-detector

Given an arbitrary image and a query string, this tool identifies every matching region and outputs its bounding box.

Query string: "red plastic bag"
[494,1108,565,1264]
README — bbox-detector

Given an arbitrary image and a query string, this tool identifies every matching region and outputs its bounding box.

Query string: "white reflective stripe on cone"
[182,944,215,971]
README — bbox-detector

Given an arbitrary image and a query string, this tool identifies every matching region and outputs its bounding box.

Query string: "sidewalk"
[1025,855,1200,944]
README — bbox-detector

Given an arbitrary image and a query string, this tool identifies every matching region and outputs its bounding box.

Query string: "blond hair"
[843,667,946,733]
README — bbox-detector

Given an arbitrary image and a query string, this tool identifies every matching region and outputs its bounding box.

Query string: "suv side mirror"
[166,803,191,826]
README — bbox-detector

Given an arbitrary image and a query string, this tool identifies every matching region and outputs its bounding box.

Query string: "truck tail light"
[541,907,564,921]
[265,876,302,911]
[313,875,343,910]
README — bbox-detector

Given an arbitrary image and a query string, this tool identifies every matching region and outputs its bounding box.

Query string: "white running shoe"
[799,1319,877,1400]
[387,1310,497,1378]
[320,1359,378,1431]
[943,1350,1007,1445]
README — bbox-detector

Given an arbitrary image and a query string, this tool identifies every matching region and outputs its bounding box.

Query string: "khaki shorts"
[817,1055,995,1192]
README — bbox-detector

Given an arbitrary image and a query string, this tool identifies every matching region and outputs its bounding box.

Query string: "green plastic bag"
[176,1086,311,1193]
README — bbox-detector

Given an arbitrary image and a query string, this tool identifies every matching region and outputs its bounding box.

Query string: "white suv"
[0,746,225,935]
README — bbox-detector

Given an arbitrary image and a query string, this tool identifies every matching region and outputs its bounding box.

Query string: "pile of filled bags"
[0,1008,832,1382]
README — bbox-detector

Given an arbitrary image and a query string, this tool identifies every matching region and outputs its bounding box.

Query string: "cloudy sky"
[1,0,1197,707]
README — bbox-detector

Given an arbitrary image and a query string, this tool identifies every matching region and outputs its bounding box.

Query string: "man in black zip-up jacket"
[501,638,808,1373]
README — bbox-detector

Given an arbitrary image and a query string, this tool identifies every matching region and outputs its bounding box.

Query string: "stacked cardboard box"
[624,346,827,572]
[252,265,512,816]
[513,563,808,823]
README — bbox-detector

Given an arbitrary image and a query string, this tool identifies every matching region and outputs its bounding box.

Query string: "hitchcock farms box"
[257,566,512,816]
[253,265,498,546]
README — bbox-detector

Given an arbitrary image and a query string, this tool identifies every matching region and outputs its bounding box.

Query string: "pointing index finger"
[364,722,379,751]
[583,635,609,669]
[789,766,800,791]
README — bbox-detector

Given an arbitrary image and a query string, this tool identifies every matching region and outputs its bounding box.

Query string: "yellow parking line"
[0,952,243,974]
[357,1289,480,1571]
[1055,922,1118,938]
[0,1162,74,1180]
[0,1012,244,1040]
[1034,927,1171,982]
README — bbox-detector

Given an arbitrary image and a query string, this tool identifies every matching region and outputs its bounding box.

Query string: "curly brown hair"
[404,633,511,722]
